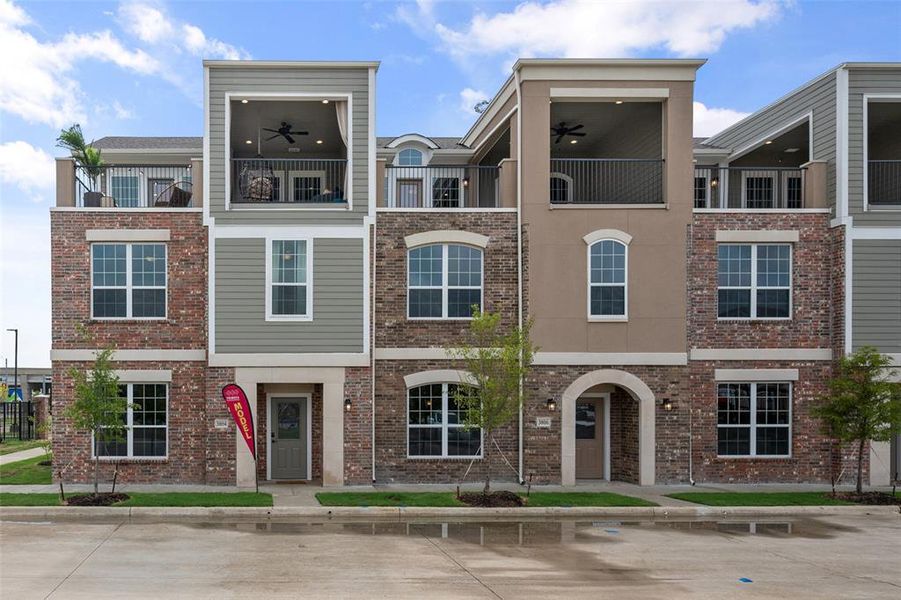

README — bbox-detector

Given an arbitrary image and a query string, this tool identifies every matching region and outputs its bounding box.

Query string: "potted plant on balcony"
[57,124,104,207]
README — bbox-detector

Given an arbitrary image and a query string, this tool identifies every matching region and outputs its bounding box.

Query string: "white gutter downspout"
[515,67,524,484]
[368,66,378,484]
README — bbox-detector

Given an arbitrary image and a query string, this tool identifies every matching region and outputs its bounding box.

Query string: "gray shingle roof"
[92,136,202,150]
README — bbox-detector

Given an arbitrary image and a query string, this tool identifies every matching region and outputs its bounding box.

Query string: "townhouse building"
[49,59,900,488]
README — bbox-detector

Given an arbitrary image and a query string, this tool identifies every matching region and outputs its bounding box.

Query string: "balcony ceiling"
[230,100,345,158]
[730,121,809,167]
[550,101,662,159]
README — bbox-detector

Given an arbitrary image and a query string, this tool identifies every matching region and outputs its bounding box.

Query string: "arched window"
[408,244,482,319]
[397,148,423,166]
[408,383,481,457]
[549,172,572,204]
[588,239,627,318]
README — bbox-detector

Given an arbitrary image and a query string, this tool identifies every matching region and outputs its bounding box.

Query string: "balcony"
[72,164,195,208]
[868,160,901,208]
[383,165,501,208]
[694,166,808,209]
[549,159,664,205]
[231,158,347,205]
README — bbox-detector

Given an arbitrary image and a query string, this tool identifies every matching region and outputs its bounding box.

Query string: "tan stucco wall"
[521,79,694,353]
[55,158,75,207]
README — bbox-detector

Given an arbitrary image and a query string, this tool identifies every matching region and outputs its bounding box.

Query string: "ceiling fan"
[551,122,586,144]
[263,122,309,144]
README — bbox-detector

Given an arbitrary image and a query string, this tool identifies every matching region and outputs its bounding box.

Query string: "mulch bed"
[65,493,130,507]
[38,460,51,466]
[458,491,524,507]
[833,492,901,506]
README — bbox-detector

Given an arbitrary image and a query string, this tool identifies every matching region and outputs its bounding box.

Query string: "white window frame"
[716,381,792,458]
[90,242,168,321]
[587,239,628,322]
[550,172,574,204]
[407,243,483,321]
[717,243,792,321]
[396,148,424,167]
[265,238,314,322]
[782,174,803,209]
[406,383,483,459]
[694,174,711,209]
[431,176,461,208]
[92,383,169,460]
[741,172,776,208]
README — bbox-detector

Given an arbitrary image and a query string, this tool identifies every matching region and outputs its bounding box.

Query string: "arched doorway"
[561,369,656,486]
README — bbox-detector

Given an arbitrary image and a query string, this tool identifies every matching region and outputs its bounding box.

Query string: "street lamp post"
[6,329,17,403]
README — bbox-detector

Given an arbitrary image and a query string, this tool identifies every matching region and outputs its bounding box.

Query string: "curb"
[1,504,898,522]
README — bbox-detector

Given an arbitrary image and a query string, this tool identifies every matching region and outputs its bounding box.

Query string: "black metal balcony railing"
[75,165,193,208]
[868,160,901,206]
[694,166,805,209]
[549,158,664,205]
[384,165,500,208]
[231,158,347,204]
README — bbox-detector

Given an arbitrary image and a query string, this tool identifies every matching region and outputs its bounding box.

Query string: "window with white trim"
[717,382,791,457]
[91,243,167,319]
[408,383,481,457]
[267,239,311,319]
[408,244,482,319]
[694,176,709,208]
[717,243,791,319]
[432,177,460,208]
[550,173,572,204]
[95,383,168,458]
[588,239,627,318]
[397,148,423,166]
[743,175,775,208]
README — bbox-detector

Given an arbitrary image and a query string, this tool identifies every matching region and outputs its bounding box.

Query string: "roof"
[693,137,727,151]
[377,135,466,150]
[514,58,707,69]
[204,60,379,70]
[92,136,202,151]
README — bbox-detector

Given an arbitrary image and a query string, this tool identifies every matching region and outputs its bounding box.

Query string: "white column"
[322,382,345,486]
[234,371,258,489]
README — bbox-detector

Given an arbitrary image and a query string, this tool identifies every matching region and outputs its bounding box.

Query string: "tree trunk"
[483,432,492,496]
[856,437,865,494]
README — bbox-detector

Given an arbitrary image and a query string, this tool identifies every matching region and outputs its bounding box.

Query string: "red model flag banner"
[222,383,255,459]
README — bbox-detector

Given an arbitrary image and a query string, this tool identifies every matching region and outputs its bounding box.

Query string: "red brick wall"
[689,212,834,349]
[51,211,207,350]
[344,367,373,484]
[374,359,518,483]
[609,388,639,483]
[830,225,846,354]
[204,367,236,484]
[375,212,519,348]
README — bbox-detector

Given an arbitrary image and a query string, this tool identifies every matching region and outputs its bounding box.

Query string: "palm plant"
[57,124,104,192]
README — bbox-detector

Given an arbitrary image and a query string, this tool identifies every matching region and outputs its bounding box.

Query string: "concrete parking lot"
[1,514,899,599]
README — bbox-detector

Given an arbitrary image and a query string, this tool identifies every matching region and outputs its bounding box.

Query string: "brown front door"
[396,179,422,208]
[575,398,604,479]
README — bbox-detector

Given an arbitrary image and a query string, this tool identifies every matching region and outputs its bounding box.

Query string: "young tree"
[814,347,901,494]
[447,310,536,496]
[65,347,127,495]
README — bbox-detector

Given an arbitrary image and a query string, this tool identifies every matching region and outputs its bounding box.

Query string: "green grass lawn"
[316,491,656,508]
[0,455,52,485]
[523,492,657,507]
[0,492,272,507]
[667,492,855,506]
[0,440,45,456]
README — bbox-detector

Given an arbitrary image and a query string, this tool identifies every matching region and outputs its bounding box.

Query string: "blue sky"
[1,0,899,366]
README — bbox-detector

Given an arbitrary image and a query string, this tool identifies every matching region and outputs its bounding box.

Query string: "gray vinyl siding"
[215,237,364,353]
[848,68,901,226]
[852,239,901,353]
[207,66,370,225]
[706,71,837,208]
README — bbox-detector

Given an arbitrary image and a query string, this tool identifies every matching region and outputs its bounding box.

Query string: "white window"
[110,175,140,207]
[717,382,791,457]
[408,244,482,319]
[95,383,168,458]
[266,239,312,320]
[91,243,167,319]
[588,239,627,319]
[717,244,791,319]
[550,173,573,204]
[397,148,423,166]
[784,175,803,209]
[741,173,775,208]
[694,175,709,208]
[432,177,460,208]
[408,383,481,458]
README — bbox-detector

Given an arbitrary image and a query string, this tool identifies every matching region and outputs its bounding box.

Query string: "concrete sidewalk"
[0,447,46,465]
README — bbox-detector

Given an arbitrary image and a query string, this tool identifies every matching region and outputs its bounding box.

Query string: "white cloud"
[118,2,249,60]
[0,0,160,127]
[459,87,489,115]
[0,141,55,202]
[693,101,750,137]
[112,100,135,120]
[409,0,781,62]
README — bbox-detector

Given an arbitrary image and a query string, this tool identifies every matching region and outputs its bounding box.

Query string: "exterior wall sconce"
[344,398,352,412]
[711,178,719,188]
[462,177,470,188]
[546,397,557,411]
[661,398,675,411]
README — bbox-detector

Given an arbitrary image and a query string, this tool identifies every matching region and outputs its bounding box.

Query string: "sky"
[0,0,899,368]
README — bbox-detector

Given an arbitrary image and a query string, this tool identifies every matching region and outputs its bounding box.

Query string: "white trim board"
[716,230,799,243]
[86,229,170,242]
[862,93,901,213]
[403,369,476,388]
[209,353,369,367]
[715,368,799,381]
[690,348,833,361]
[214,225,366,239]
[582,229,633,245]
[550,87,669,99]
[51,349,206,361]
